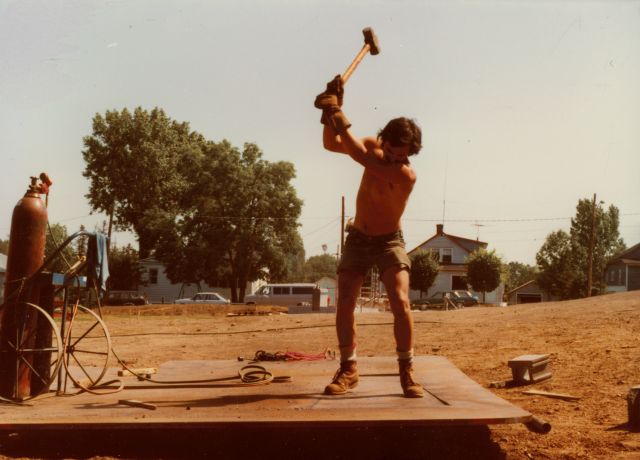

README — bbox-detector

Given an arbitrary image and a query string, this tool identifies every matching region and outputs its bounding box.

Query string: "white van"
[244,283,329,307]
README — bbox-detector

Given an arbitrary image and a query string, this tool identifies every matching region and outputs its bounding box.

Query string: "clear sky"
[1,0,639,266]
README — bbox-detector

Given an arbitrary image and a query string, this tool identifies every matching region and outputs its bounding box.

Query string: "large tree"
[82,107,204,258]
[409,250,439,297]
[153,141,303,302]
[570,198,626,296]
[536,230,578,299]
[536,198,626,299]
[466,248,502,303]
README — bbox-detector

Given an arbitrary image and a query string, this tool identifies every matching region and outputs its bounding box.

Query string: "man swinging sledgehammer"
[314,29,424,398]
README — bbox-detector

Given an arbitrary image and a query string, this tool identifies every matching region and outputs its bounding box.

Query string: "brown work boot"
[324,360,359,395]
[399,359,424,398]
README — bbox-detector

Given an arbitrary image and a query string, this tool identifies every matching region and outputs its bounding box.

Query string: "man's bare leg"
[324,270,364,395]
[381,265,413,351]
[382,265,424,398]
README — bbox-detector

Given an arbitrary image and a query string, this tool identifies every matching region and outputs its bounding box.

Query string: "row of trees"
[408,197,626,301]
[82,107,304,302]
[536,198,625,299]
[1,103,626,303]
[501,199,626,301]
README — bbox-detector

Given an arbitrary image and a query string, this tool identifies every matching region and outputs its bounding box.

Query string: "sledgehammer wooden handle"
[342,27,380,85]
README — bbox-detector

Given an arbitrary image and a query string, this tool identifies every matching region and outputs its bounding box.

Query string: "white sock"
[397,349,414,362]
[340,346,357,363]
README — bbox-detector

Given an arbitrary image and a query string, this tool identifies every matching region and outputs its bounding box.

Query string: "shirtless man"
[314,76,424,398]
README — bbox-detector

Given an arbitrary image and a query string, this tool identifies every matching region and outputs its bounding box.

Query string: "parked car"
[104,290,150,306]
[426,290,479,307]
[174,292,230,304]
[410,298,431,311]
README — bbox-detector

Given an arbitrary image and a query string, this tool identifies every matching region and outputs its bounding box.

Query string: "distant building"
[605,242,640,292]
[506,279,559,304]
[408,224,504,305]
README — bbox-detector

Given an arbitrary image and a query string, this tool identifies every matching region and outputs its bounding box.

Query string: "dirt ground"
[2,290,639,459]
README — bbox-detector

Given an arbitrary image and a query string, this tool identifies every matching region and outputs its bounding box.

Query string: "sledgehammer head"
[363,27,380,55]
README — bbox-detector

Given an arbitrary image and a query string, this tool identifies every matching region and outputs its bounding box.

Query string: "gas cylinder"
[0,176,49,399]
[3,176,48,304]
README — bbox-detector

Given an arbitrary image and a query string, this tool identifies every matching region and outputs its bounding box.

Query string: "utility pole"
[587,193,597,297]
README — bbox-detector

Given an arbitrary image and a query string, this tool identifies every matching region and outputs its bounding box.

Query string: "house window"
[441,248,452,264]
[149,268,158,285]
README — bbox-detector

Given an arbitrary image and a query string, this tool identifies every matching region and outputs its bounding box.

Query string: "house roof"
[408,225,487,255]
[506,279,538,296]
[608,242,640,265]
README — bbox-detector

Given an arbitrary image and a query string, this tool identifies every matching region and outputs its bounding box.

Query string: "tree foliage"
[82,107,204,258]
[504,261,538,292]
[536,230,577,299]
[108,245,143,290]
[44,223,76,273]
[0,238,8,255]
[466,248,502,302]
[301,254,338,282]
[152,141,303,302]
[536,198,626,299]
[409,250,439,295]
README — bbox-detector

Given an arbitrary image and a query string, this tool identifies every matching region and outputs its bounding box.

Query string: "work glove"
[325,75,344,106]
[314,75,344,109]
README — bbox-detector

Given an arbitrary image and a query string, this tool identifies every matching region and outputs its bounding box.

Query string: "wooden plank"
[118,399,157,410]
[522,390,580,401]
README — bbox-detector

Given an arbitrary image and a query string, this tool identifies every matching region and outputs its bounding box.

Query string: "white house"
[408,224,504,305]
[138,257,263,303]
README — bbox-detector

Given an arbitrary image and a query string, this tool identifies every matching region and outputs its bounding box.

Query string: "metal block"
[508,354,552,385]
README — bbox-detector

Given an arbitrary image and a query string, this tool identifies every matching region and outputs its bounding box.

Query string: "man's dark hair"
[377,117,422,155]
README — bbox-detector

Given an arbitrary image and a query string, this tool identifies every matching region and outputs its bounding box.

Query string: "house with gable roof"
[408,224,504,305]
[605,242,640,292]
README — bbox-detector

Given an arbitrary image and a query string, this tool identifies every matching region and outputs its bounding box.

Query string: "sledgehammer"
[341,27,380,84]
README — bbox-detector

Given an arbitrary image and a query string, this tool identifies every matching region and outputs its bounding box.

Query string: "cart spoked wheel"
[0,302,64,401]
[58,305,112,389]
